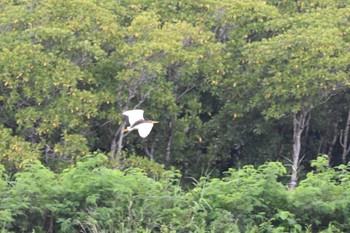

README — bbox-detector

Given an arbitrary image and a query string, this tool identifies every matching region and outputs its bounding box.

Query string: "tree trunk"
[110,122,125,163]
[165,118,174,168]
[145,140,155,160]
[328,122,338,165]
[317,134,326,155]
[341,107,350,164]
[290,109,309,190]
[117,121,126,156]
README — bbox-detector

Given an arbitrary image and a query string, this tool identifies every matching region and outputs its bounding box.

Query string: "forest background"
[1,0,350,232]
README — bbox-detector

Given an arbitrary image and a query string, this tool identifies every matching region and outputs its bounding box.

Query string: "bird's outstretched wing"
[123,109,144,126]
[136,122,154,138]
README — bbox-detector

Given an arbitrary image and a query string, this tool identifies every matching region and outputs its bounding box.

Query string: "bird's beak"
[123,128,129,132]
[152,121,159,124]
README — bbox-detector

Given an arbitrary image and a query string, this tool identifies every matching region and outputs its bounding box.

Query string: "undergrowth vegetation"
[1,0,350,232]
[1,154,349,232]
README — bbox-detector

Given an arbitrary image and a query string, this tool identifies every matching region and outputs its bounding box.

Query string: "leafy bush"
[188,161,295,232]
[2,154,350,232]
[291,155,350,232]
[1,153,199,232]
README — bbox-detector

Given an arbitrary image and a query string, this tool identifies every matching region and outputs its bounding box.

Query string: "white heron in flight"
[122,109,158,138]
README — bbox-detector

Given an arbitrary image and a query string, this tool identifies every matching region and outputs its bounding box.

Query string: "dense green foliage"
[1,0,349,174]
[1,0,350,231]
[1,154,350,232]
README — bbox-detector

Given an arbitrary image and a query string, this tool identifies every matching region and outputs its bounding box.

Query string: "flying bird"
[122,109,158,138]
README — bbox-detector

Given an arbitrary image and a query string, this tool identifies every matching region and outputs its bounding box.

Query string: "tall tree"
[104,10,224,165]
[0,0,122,167]
[241,8,349,188]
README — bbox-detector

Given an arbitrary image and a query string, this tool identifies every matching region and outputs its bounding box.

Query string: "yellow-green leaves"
[0,127,40,168]
[243,10,349,119]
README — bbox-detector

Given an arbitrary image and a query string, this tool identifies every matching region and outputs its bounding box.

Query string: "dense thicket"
[0,0,350,231]
[1,154,350,232]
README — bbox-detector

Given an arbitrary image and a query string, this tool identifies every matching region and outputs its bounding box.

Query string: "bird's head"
[123,126,132,132]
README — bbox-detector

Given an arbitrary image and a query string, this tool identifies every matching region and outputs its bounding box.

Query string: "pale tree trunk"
[290,109,310,190]
[110,104,128,163]
[110,122,125,163]
[327,122,339,164]
[340,107,350,164]
[110,85,156,163]
[145,140,155,160]
[317,134,326,155]
[117,122,126,155]
[165,118,174,168]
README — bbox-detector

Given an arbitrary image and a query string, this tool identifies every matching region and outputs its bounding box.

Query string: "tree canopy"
[1,0,350,231]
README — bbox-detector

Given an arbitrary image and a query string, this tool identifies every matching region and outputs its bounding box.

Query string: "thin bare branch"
[133,85,159,109]
[177,86,195,100]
